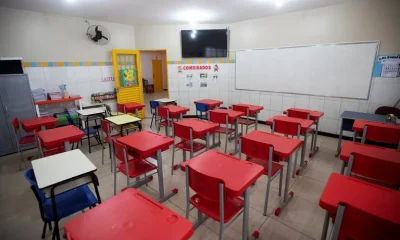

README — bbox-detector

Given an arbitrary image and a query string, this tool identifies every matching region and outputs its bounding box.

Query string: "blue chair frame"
[150,100,160,128]
[25,169,98,239]
[195,103,209,120]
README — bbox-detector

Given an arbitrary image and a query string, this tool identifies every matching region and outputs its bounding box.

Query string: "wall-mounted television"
[181,29,228,58]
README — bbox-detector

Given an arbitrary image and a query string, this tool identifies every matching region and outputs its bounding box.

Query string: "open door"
[112,49,145,118]
[152,59,163,92]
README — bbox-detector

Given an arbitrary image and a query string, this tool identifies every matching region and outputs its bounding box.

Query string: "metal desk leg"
[64,141,72,152]
[242,188,250,240]
[234,119,239,154]
[309,120,320,158]
[157,150,177,203]
[335,119,344,157]
[274,155,294,216]
[321,211,330,240]
[135,109,138,118]
[206,132,210,150]
[50,187,60,240]
[255,112,259,130]
[41,126,46,131]
[165,118,169,136]
[300,131,308,166]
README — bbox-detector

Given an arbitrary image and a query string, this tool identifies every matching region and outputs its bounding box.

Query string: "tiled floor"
[0,115,342,240]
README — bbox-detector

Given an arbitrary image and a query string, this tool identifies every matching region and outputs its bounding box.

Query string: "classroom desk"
[155,98,177,105]
[266,115,313,177]
[106,114,141,136]
[173,119,219,150]
[117,131,175,202]
[241,130,302,216]
[209,109,244,154]
[335,111,388,157]
[352,120,400,148]
[64,188,193,240]
[233,104,264,130]
[194,99,223,110]
[37,125,84,151]
[118,102,145,117]
[20,116,58,132]
[160,105,190,136]
[181,150,264,240]
[319,173,400,240]
[285,108,324,158]
[339,141,400,176]
[32,150,101,240]
[77,107,106,153]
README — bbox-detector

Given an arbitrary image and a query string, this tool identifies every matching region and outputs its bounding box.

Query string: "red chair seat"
[19,135,36,145]
[117,159,157,178]
[190,194,244,223]
[214,126,235,134]
[247,157,283,176]
[160,120,174,127]
[43,147,65,157]
[238,118,255,126]
[176,140,206,152]
[104,134,121,143]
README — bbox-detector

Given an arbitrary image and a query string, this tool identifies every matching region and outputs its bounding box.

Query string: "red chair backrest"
[232,105,251,117]
[100,119,111,136]
[241,137,273,161]
[12,118,19,133]
[273,119,300,137]
[287,110,310,120]
[364,125,400,145]
[157,107,169,118]
[188,166,225,202]
[173,122,192,140]
[117,104,125,113]
[112,139,127,162]
[351,152,400,186]
[209,111,227,124]
[337,203,400,240]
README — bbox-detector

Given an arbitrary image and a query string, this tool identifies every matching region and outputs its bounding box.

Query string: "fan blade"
[95,26,99,33]
[101,36,109,41]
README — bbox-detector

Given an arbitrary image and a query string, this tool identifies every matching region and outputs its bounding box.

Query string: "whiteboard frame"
[233,41,380,100]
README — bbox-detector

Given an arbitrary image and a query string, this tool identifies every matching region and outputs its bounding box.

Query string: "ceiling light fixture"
[65,0,75,3]
[275,0,284,8]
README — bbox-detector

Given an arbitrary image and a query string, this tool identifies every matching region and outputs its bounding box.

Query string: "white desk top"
[106,114,141,125]
[155,98,176,103]
[32,149,96,189]
[76,107,106,116]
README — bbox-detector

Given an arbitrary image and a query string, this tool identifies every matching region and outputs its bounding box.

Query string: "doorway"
[139,50,169,118]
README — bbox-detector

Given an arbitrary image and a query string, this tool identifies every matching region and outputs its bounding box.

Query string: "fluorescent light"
[65,0,75,3]
[173,9,213,23]
[276,0,284,8]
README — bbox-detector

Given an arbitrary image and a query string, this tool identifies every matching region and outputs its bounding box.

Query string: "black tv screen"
[181,29,228,58]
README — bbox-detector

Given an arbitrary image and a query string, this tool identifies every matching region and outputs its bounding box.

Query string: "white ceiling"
[0,0,361,25]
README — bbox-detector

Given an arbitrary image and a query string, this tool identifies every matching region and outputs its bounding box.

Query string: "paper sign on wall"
[373,55,400,78]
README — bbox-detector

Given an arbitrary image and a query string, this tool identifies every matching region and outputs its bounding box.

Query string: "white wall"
[0,8,136,111]
[0,8,135,61]
[139,51,168,89]
[137,0,400,135]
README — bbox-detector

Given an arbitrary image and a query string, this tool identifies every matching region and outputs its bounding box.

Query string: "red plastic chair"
[239,137,283,216]
[286,110,316,158]
[361,124,400,150]
[33,130,65,158]
[11,118,36,170]
[344,152,400,189]
[157,106,176,135]
[100,119,121,171]
[272,119,303,177]
[184,165,244,238]
[209,111,235,154]
[112,139,157,196]
[171,122,206,174]
[331,203,400,240]
[232,105,256,135]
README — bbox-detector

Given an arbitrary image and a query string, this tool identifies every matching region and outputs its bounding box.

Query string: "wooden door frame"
[138,49,169,98]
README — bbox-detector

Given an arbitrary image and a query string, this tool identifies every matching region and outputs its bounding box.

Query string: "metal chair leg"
[171,144,176,175]
[41,222,48,239]
[278,169,283,196]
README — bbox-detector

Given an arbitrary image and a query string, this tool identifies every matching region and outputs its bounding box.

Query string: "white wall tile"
[240,91,250,104]
[382,83,400,106]
[74,67,91,83]
[178,91,189,105]
[367,103,384,114]
[43,67,64,86]
[230,92,241,105]
[270,95,283,112]
[199,91,209,100]
[259,94,271,111]
[358,103,368,113]
[269,110,283,118]
[309,98,324,112]
[323,99,341,119]
[339,101,359,115]
[369,81,385,104]
[282,96,295,111]
[219,92,229,107]
[294,96,309,109]
[258,110,269,121]
[249,92,260,105]
[169,91,179,102]
[209,91,220,100]
[320,118,338,134]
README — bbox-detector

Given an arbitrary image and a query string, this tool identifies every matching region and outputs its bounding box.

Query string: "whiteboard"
[235,42,379,99]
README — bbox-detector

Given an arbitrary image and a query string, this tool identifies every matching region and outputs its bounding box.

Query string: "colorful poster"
[200,82,208,88]
[372,54,400,78]
[120,68,138,87]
